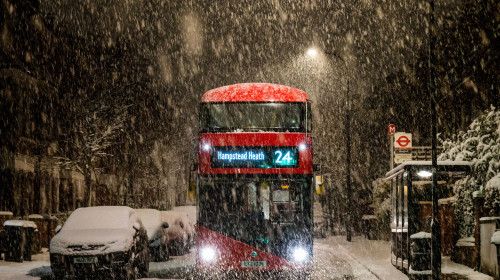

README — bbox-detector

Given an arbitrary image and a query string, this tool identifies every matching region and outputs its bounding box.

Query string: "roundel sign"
[394,132,412,150]
[396,135,410,147]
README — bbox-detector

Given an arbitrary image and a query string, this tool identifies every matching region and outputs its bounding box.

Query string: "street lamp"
[307,47,352,242]
[307,48,318,58]
[428,0,441,278]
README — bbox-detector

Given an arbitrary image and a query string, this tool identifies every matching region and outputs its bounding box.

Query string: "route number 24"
[275,151,293,164]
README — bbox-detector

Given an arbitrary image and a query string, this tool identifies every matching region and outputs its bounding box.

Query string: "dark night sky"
[40,0,431,89]
[36,0,500,183]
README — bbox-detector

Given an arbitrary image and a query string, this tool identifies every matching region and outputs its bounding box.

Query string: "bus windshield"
[198,177,310,249]
[200,102,311,132]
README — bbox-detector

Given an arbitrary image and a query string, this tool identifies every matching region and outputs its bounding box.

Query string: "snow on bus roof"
[201,83,309,103]
[385,160,470,179]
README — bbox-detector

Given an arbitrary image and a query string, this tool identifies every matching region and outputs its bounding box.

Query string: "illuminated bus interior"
[198,175,313,258]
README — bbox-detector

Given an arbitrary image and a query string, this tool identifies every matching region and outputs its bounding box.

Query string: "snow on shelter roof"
[385,160,471,179]
[201,83,309,103]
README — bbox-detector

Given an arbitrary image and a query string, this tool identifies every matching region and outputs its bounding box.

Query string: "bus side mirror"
[190,164,197,171]
[313,164,321,172]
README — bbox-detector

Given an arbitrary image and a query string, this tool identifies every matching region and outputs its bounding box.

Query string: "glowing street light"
[307,48,318,58]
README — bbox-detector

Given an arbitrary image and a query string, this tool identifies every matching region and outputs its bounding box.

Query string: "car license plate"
[73,256,98,264]
[241,261,267,267]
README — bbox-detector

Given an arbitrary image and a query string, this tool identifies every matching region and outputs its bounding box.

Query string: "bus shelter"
[385,161,470,275]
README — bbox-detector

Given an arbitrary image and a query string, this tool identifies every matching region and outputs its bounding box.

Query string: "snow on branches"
[439,106,500,217]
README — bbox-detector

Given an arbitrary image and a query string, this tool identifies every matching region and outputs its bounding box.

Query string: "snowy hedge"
[451,176,477,237]
[371,178,391,239]
[439,106,500,220]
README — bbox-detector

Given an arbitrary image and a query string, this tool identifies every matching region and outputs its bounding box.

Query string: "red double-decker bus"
[196,83,314,278]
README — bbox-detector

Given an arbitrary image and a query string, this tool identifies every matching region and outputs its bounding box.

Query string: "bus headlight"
[200,246,216,262]
[292,247,308,262]
[299,143,307,151]
[202,143,211,151]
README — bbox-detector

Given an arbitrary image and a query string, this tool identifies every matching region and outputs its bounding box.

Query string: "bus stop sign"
[394,132,412,164]
[388,124,396,136]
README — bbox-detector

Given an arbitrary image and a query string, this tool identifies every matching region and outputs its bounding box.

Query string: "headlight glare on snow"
[200,246,216,262]
[292,247,309,262]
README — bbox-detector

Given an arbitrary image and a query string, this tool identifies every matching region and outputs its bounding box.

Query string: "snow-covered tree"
[439,106,500,219]
[56,96,128,207]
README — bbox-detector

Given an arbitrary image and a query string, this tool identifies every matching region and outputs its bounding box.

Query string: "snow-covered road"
[0,238,400,280]
[313,239,377,279]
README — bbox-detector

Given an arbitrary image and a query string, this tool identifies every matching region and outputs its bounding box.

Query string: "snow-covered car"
[161,210,190,255]
[173,206,197,247]
[182,213,196,248]
[49,206,149,279]
[135,208,170,262]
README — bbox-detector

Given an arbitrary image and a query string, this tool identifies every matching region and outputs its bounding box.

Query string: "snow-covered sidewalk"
[316,236,407,279]
[0,248,51,280]
[321,235,494,280]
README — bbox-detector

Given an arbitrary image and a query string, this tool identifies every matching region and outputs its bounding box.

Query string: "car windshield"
[200,102,310,132]
[62,207,130,231]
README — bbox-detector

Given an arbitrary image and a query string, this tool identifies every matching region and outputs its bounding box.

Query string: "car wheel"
[156,244,169,262]
[152,246,162,262]
[152,247,159,262]
[124,263,136,280]
[138,258,149,278]
[163,244,170,261]
[178,240,186,255]
[169,240,182,256]
[138,247,149,278]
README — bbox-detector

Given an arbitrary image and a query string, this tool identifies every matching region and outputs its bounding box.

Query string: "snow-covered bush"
[371,178,391,239]
[452,176,477,238]
[439,106,500,218]
[485,174,500,216]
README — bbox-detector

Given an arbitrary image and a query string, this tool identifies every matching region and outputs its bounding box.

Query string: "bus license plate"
[74,256,98,264]
[241,261,267,267]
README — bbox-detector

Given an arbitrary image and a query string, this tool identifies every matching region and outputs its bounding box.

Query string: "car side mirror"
[162,222,169,229]
[55,225,62,234]
[133,222,141,231]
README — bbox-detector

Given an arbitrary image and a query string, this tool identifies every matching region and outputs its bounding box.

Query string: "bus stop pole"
[429,0,441,278]
[390,136,394,170]
[346,79,352,243]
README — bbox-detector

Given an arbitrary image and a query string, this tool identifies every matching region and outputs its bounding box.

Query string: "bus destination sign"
[211,146,299,168]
